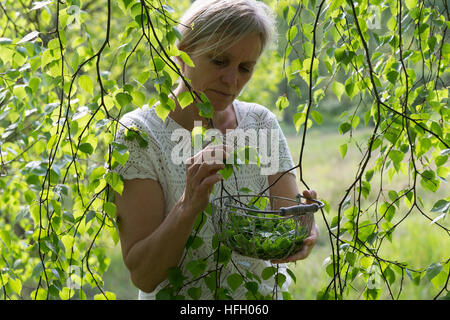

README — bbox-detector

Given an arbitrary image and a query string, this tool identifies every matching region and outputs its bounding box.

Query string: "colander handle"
[279,201,323,216]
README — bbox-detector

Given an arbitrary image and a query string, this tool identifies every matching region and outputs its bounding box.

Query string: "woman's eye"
[212,59,225,66]
[240,66,251,73]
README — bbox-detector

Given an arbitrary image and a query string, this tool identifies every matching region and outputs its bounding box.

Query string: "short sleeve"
[111,116,159,181]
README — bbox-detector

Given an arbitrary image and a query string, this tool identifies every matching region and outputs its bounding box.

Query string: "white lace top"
[113,100,297,299]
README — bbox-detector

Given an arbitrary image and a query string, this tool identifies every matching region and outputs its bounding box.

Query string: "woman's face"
[181,33,262,111]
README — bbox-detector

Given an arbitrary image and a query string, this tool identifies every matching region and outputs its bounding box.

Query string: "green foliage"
[0,0,192,300]
[0,0,448,300]
[275,0,449,300]
[215,208,309,260]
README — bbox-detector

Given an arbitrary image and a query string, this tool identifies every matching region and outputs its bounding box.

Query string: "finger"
[186,150,214,176]
[202,146,231,164]
[185,154,202,171]
[214,144,233,159]
[270,227,318,264]
[186,145,231,184]
[302,189,317,204]
[209,144,233,163]
[198,144,231,156]
[191,144,231,165]
[185,157,201,178]
[185,156,195,166]
[199,173,223,192]
[270,246,308,264]
[271,239,314,263]
[191,163,225,187]
[303,224,319,245]
[303,235,316,246]
[197,162,226,178]
[312,223,319,237]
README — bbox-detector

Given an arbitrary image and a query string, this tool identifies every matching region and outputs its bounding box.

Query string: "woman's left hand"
[270,190,319,264]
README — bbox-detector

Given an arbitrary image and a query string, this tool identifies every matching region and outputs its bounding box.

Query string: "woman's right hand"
[180,144,232,217]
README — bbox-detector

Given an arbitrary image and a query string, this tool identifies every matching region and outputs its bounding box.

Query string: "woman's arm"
[115,144,230,293]
[115,178,196,293]
[268,172,319,264]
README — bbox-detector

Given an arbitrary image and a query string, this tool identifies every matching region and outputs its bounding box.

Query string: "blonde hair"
[177,0,276,57]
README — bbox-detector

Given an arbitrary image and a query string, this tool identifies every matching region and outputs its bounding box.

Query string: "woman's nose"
[220,67,238,87]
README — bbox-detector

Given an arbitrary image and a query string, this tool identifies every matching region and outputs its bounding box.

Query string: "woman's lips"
[208,89,233,97]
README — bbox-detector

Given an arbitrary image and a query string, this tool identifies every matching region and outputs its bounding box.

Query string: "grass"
[101,124,449,300]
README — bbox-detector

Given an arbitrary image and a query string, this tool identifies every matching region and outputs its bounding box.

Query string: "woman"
[113,0,319,299]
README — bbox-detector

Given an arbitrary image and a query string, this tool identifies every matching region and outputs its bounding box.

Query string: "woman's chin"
[212,103,231,112]
[208,97,235,111]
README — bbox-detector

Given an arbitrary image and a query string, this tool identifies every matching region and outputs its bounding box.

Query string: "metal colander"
[210,194,324,260]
